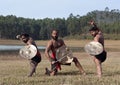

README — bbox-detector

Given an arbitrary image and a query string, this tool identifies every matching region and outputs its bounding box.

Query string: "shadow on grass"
[104,71,120,77]
[57,71,80,75]
[57,71,95,76]
[58,70,120,77]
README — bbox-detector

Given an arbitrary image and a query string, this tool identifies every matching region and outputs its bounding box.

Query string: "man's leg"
[73,57,86,75]
[45,63,58,76]
[28,60,38,77]
[93,57,102,77]
[50,63,58,76]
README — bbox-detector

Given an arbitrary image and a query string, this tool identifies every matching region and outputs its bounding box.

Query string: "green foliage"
[0,8,120,40]
[64,34,93,40]
[104,34,120,40]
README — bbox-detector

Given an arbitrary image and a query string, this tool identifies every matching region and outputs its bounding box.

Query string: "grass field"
[0,40,120,85]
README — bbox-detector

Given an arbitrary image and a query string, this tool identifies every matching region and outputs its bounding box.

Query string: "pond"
[0,45,85,53]
[0,45,46,51]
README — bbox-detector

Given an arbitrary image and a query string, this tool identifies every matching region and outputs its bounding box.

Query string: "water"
[0,45,46,51]
[0,45,84,52]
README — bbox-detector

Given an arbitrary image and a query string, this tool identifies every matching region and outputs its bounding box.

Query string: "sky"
[0,0,120,19]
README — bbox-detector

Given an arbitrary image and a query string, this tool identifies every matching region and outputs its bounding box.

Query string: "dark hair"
[89,27,99,31]
[20,33,29,38]
[51,29,59,33]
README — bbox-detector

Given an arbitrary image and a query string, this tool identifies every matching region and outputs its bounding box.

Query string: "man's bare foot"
[97,74,102,78]
[81,71,86,76]
[45,67,50,76]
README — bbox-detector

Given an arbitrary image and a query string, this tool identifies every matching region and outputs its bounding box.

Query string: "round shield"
[84,41,103,55]
[56,45,73,64]
[19,45,37,59]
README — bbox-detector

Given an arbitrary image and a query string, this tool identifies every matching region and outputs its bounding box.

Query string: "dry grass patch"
[0,52,120,85]
[0,40,120,85]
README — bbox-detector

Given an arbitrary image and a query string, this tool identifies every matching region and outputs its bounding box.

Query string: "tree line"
[0,7,120,40]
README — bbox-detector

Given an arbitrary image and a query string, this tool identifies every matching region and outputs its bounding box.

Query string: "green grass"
[0,52,120,85]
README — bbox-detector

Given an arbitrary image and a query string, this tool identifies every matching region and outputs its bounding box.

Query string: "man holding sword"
[45,29,86,76]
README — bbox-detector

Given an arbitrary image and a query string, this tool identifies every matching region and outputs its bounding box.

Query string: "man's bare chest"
[52,41,62,48]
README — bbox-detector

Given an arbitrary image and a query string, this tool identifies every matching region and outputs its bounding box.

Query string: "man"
[16,33,41,77]
[45,29,86,76]
[89,21,107,77]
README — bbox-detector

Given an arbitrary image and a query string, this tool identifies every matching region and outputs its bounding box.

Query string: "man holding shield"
[17,33,41,77]
[45,29,86,76]
[88,21,107,77]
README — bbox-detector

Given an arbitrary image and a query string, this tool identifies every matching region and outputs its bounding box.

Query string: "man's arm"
[45,41,52,62]
[89,20,97,28]
[94,35,100,42]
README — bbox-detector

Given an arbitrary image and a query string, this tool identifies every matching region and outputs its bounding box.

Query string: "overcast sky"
[0,0,120,19]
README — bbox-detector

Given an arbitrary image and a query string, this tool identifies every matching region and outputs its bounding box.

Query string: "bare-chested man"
[17,33,41,77]
[45,29,86,76]
[89,21,107,77]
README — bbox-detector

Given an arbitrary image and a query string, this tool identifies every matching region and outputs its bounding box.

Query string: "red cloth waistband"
[51,52,56,59]
[51,52,61,70]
